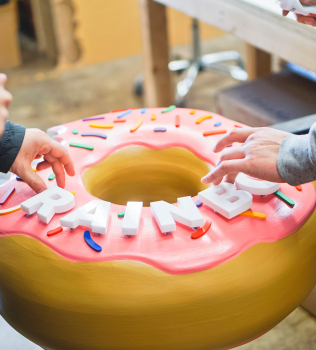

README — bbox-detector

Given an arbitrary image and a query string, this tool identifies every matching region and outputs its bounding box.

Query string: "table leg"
[245,43,272,80]
[139,0,173,107]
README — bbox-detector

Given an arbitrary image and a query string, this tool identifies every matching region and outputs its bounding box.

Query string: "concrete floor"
[1,34,316,349]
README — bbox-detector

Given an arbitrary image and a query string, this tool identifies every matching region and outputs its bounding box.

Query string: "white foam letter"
[21,186,75,224]
[60,200,111,234]
[122,202,143,236]
[235,173,280,195]
[198,183,252,219]
[150,196,204,233]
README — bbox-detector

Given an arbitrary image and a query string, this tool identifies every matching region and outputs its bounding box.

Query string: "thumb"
[21,167,47,194]
[283,10,289,16]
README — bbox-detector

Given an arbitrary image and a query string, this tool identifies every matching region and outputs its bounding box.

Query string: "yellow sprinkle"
[89,123,113,129]
[70,191,75,196]
[0,205,21,216]
[190,110,195,115]
[239,211,266,219]
[33,168,37,172]
[130,117,143,132]
[196,115,212,124]
[151,114,156,121]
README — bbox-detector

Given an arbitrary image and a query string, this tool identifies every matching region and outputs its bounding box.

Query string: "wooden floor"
[1,34,316,350]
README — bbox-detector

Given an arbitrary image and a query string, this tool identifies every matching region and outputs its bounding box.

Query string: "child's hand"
[283,0,316,26]
[10,129,75,193]
[201,127,289,186]
[0,74,12,136]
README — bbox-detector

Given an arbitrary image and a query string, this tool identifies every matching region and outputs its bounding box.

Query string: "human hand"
[201,127,290,186]
[0,74,13,136]
[10,129,75,193]
[283,0,316,26]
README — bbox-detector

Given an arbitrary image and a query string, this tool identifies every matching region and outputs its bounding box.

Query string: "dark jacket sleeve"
[0,121,26,173]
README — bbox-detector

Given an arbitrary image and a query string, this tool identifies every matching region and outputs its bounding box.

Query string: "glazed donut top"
[0,108,315,275]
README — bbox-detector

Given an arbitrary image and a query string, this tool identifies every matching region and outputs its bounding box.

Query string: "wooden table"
[139,0,316,107]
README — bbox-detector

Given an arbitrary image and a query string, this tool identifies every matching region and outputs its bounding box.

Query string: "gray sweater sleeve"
[277,122,316,186]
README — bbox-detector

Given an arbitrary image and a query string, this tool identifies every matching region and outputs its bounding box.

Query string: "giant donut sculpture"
[0,107,316,350]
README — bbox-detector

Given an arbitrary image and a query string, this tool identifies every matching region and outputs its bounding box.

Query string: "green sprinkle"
[274,190,295,207]
[69,142,94,150]
[161,105,176,113]
[72,128,78,135]
[48,173,55,181]
[118,211,125,218]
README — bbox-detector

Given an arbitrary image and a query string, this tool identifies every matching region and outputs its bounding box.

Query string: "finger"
[0,106,9,120]
[296,14,316,25]
[36,160,52,171]
[225,172,239,184]
[283,10,289,16]
[215,147,246,167]
[44,153,66,188]
[201,159,248,185]
[47,139,75,176]
[0,74,7,86]
[20,167,47,194]
[213,128,256,153]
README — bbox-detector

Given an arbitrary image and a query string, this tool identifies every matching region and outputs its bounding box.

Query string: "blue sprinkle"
[16,177,24,181]
[141,108,147,114]
[214,122,222,126]
[226,144,233,147]
[154,127,167,132]
[81,132,107,139]
[84,230,102,252]
[195,200,203,207]
[117,109,133,118]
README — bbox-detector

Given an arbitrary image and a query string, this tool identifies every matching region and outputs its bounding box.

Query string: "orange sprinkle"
[295,185,302,191]
[190,110,195,115]
[175,115,180,128]
[47,227,63,237]
[130,117,143,132]
[0,205,21,216]
[196,115,212,124]
[151,114,156,121]
[114,119,126,123]
[203,130,227,137]
[239,211,266,219]
[111,108,133,113]
[235,124,242,128]
[191,219,212,240]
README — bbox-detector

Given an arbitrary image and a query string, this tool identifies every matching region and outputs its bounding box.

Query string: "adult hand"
[0,74,13,136]
[201,127,289,186]
[10,129,75,193]
[283,0,316,26]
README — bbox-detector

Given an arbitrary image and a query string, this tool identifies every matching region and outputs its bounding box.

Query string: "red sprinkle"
[0,186,15,205]
[175,115,180,128]
[203,130,227,137]
[47,227,63,237]
[295,185,302,191]
[111,108,133,113]
[191,219,212,240]
[235,124,243,128]
[114,119,126,123]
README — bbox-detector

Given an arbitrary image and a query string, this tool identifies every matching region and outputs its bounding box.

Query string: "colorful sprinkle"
[47,227,63,237]
[16,177,24,181]
[111,108,133,113]
[72,128,78,134]
[226,145,233,147]
[82,116,105,121]
[190,110,195,115]
[196,115,212,124]
[175,115,180,128]
[89,123,113,129]
[114,119,126,123]
[203,130,227,137]
[84,230,102,252]
[161,105,176,113]
[0,186,15,205]
[141,108,147,113]
[81,132,107,139]
[235,124,243,128]
[195,199,203,208]
[69,142,94,150]
[151,114,156,121]
[48,173,56,181]
[117,109,133,118]
[130,117,143,132]
[70,191,75,195]
[274,190,295,207]
[214,122,222,127]
[118,211,125,218]
[239,211,266,219]
[295,185,302,191]
[154,127,167,132]
[191,219,212,240]
[0,205,21,216]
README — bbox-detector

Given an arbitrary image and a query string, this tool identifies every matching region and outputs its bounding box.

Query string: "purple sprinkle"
[154,127,167,132]
[81,132,107,139]
[226,144,233,147]
[117,109,133,118]
[214,122,222,126]
[82,116,105,121]
[141,108,147,113]
[195,200,203,207]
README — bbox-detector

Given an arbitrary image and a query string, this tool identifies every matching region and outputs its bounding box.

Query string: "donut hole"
[82,146,211,207]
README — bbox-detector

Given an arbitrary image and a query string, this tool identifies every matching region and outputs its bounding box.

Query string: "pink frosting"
[0,108,315,275]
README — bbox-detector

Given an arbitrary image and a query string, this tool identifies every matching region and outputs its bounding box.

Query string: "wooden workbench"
[140,0,316,107]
